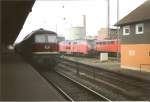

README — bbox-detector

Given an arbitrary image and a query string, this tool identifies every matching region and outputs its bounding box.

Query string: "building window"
[128,50,135,56]
[123,26,130,35]
[136,23,144,34]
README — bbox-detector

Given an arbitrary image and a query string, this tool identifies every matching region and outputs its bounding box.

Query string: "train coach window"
[48,35,57,43]
[96,42,102,44]
[103,42,106,44]
[35,35,45,43]
[87,40,95,46]
[100,42,103,44]
[73,42,77,44]
[67,42,71,45]
[108,41,113,44]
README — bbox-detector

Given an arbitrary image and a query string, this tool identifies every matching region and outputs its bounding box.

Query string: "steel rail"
[42,74,74,101]
[57,71,111,101]
[41,69,111,101]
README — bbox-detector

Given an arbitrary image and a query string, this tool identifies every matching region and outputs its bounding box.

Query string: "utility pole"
[117,0,120,62]
[107,0,110,39]
[55,24,57,33]
[83,15,86,38]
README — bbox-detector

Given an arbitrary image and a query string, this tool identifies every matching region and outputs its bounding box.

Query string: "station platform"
[63,56,150,82]
[1,50,66,101]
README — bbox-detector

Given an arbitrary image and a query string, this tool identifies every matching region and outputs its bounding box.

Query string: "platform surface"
[64,56,150,82]
[1,51,66,101]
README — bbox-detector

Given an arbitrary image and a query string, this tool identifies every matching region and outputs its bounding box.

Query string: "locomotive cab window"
[107,41,112,44]
[48,35,57,43]
[35,35,46,43]
[73,42,77,44]
[35,34,57,43]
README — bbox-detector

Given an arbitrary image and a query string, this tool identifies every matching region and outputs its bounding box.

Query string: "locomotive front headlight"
[45,45,50,49]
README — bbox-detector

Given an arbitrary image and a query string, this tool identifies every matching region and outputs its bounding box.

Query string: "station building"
[115,0,150,72]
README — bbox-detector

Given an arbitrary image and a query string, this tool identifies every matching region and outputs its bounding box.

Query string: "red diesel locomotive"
[59,39,96,56]
[95,39,120,57]
[59,40,72,54]
[59,39,120,57]
[95,39,120,52]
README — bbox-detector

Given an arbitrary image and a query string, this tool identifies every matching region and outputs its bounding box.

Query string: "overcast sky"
[15,0,146,43]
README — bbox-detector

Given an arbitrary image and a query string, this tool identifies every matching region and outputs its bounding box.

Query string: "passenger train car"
[15,28,59,67]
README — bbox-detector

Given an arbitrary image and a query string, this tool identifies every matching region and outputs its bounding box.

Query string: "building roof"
[2,1,35,45]
[115,0,150,26]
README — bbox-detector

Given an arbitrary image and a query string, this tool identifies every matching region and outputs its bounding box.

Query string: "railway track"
[38,69,110,101]
[55,57,150,100]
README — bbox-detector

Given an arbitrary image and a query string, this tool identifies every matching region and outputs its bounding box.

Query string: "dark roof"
[115,0,150,26]
[2,1,35,45]
[23,28,57,41]
[31,28,57,35]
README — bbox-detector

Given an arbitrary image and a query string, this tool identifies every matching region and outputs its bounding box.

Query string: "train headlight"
[45,45,50,49]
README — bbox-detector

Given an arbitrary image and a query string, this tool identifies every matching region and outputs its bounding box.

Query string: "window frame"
[47,35,57,43]
[34,34,46,43]
[135,23,144,34]
[128,50,135,56]
[123,26,130,35]
[34,34,57,43]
